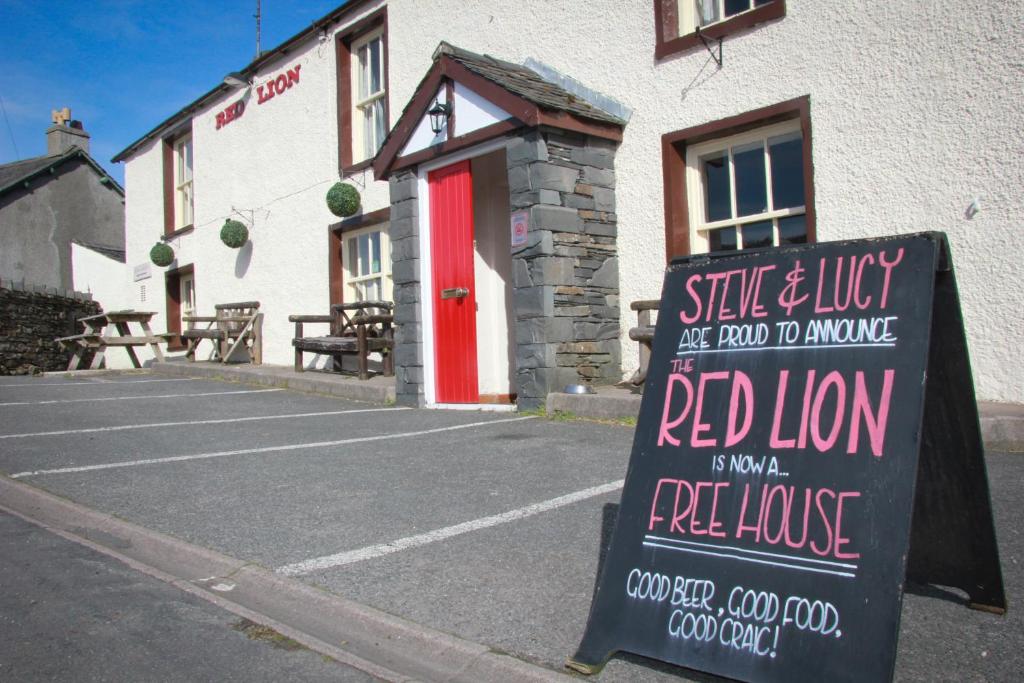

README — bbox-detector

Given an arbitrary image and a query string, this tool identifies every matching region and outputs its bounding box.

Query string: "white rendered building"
[114,1,1023,407]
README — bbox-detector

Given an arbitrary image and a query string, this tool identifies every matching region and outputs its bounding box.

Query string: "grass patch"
[519,405,637,427]
[232,618,305,651]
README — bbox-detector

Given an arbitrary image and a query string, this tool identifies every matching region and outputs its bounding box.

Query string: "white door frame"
[416,137,510,409]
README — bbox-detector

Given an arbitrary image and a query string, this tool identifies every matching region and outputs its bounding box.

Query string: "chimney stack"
[46,107,90,156]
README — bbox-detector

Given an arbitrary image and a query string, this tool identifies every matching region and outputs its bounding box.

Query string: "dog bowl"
[563,384,596,395]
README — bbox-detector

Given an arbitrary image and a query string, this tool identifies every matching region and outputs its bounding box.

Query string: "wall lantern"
[428,100,451,135]
[223,72,248,88]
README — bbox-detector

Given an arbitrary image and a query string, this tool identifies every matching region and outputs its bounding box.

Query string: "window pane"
[768,133,804,210]
[733,141,767,217]
[696,0,719,26]
[369,38,381,95]
[741,220,773,250]
[754,0,773,6]
[708,226,737,252]
[724,0,751,17]
[357,44,367,100]
[363,105,375,158]
[359,234,371,276]
[701,151,731,222]
[347,237,358,274]
[373,98,386,153]
[778,215,808,245]
[370,232,381,274]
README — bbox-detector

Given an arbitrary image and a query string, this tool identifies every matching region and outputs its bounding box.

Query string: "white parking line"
[9,416,537,479]
[0,388,283,407]
[276,480,626,575]
[0,378,197,388]
[0,407,409,439]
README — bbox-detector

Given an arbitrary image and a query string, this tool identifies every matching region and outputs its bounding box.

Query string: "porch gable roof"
[373,42,625,180]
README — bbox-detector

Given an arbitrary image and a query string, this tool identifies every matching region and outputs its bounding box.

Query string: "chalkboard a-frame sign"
[568,233,1005,682]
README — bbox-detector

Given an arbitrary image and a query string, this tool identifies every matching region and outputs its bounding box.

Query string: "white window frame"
[679,0,773,35]
[685,119,805,253]
[343,224,391,303]
[351,30,386,163]
[174,134,194,229]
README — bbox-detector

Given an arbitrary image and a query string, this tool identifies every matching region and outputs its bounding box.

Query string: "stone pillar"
[507,129,621,410]
[388,170,424,407]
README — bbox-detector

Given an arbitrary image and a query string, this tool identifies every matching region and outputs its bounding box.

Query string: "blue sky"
[0,1,345,185]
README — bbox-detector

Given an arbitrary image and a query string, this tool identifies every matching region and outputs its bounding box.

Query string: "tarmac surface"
[0,510,376,682]
[0,369,1020,681]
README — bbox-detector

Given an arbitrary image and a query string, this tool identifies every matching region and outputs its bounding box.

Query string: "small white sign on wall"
[510,210,529,248]
[133,263,151,281]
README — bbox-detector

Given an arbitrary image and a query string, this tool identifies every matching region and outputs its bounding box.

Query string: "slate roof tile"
[437,42,625,126]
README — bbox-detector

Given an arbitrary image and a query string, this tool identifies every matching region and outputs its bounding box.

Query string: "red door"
[429,160,479,403]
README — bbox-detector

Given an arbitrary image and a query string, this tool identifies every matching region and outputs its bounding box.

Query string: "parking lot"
[1,371,1021,681]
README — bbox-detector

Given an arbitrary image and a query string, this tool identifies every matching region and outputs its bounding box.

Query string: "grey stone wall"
[507,129,620,410]
[388,170,425,407]
[0,279,99,375]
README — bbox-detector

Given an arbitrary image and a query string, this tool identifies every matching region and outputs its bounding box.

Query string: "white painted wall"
[386,0,1024,404]
[120,0,1024,403]
[454,83,512,136]
[70,243,128,310]
[402,85,446,156]
[121,0,389,368]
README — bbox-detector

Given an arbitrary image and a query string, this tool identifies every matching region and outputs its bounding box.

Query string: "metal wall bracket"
[695,26,723,67]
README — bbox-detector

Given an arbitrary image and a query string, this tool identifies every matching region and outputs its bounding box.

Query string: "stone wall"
[0,279,99,374]
[388,170,424,407]
[507,128,621,409]
[387,129,621,410]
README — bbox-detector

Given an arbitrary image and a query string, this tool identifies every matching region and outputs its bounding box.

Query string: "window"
[684,0,774,30]
[662,96,815,259]
[686,121,806,252]
[655,0,785,59]
[336,9,388,173]
[174,134,194,229]
[179,271,196,326]
[163,127,194,236]
[353,32,387,161]
[344,225,391,302]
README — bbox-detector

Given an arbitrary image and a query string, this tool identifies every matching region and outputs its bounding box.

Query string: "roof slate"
[0,147,124,198]
[71,239,127,263]
[0,156,56,191]
[437,43,625,126]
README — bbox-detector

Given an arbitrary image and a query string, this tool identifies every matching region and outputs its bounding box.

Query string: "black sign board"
[569,233,1004,682]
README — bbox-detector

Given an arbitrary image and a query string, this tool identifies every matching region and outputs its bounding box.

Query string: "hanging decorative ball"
[220,219,249,248]
[326,182,360,217]
[150,242,174,267]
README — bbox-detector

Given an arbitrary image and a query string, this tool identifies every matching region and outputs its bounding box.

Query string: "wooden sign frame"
[569,232,1005,682]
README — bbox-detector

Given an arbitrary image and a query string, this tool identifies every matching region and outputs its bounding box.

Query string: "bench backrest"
[329,300,393,337]
[214,302,260,333]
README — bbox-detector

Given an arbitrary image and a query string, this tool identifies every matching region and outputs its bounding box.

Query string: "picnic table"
[55,310,173,370]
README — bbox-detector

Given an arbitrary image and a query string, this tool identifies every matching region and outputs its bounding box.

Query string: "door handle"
[440,287,469,299]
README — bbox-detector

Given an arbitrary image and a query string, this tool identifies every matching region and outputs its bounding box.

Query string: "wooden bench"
[628,299,659,386]
[181,301,263,364]
[290,301,394,380]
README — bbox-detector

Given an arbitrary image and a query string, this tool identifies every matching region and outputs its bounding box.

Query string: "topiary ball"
[326,182,360,217]
[150,242,174,267]
[220,219,249,248]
